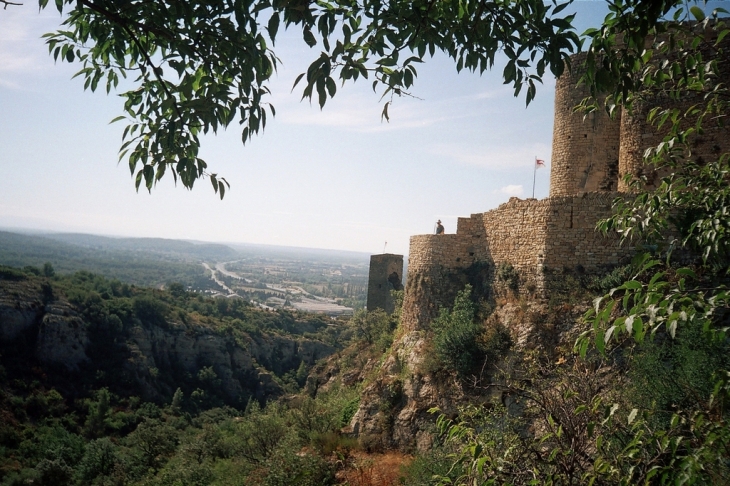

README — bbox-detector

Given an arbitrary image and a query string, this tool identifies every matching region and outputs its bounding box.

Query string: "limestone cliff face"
[124,323,334,403]
[36,304,89,371]
[0,281,43,342]
[349,331,466,451]
[0,277,334,405]
[346,299,587,452]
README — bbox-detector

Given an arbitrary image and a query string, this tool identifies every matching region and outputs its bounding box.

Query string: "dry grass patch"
[336,451,412,486]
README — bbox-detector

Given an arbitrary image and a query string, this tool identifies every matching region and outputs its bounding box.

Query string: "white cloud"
[499,185,524,196]
[0,77,22,89]
[272,89,464,133]
[0,50,40,74]
[429,143,551,170]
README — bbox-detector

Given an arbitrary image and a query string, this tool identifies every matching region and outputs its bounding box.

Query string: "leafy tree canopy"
[7,0,705,196]
[8,0,590,196]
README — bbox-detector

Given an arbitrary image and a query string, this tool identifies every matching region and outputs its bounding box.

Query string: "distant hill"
[0,231,221,287]
[226,242,371,265]
[44,232,239,261]
[0,229,376,289]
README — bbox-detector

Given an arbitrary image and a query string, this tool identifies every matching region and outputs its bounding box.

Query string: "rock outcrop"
[344,298,588,452]
[0,276,335,405]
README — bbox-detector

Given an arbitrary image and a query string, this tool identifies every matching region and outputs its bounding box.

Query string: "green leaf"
[595,329,605,354]
[268,12,280,43]
[303,28,317,48]
[576,334,589,358]
[675,268,697,279]
[325,77,336,97]
[690,6,706,21]
[717,29,730,45]
[292,73,305,91]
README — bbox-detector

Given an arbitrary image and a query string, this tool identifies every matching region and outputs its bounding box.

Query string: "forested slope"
[0,265,357,485]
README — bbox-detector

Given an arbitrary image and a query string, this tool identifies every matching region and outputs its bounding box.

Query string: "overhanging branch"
[1,0,22,9]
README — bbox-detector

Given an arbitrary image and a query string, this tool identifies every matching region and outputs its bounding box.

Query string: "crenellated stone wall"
[402,194,634,332]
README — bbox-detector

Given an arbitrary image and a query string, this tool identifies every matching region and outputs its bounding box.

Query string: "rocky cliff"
[0,273,335,406]
[328,295,590,452]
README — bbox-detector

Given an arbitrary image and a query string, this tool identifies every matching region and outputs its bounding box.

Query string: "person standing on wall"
[435,220,444,235]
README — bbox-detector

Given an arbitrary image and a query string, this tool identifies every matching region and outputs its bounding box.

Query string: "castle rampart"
[402,194,634,332]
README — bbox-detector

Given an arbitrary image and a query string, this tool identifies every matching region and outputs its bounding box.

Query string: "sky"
[0,2,616,256]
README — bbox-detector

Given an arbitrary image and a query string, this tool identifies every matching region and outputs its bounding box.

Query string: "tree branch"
[1,0,22,9]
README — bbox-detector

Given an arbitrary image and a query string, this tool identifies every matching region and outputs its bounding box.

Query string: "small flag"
[536,159,546,168]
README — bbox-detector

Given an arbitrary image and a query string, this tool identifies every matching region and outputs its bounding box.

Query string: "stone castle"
[396,46,730,333]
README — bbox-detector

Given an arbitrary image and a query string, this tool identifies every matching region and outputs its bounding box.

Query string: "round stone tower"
[551,29,730,195]
[550,52,621,197]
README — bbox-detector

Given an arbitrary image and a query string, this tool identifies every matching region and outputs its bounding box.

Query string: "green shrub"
[125,419,179,471]
[261,439,335,486]
[340,396,360,428]
[587,264,632,293]
[401,447,455,486]
[430,285,485,377]
[144,458,214,486]
[231,402,288,464]
[478,322,512,364]
[496,263,519,291]
[42,262,55,277]
[309,431,358,456]
[350,308,396,352]
[133,295,170,327]
[628,317,730,425]
[0,266,26,280]
[75,437,121,484]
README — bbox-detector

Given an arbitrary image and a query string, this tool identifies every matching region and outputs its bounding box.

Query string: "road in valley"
[205,261,354,315]
[215,261,245,280]
[201,262,235,295]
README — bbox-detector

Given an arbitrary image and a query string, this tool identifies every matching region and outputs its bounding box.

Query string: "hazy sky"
[1,2,615,255]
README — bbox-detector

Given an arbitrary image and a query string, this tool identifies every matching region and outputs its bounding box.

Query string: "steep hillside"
[0,266,338,407]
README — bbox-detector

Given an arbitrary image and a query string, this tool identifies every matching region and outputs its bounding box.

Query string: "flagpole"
[532,156,537,199]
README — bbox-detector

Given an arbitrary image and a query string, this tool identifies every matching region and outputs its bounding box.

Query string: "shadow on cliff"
[0,269,338,410]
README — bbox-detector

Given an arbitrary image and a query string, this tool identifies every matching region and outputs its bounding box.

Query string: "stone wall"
[367,254,404,314]
[550,52,621,197]
[402,194,634,332]
[401,235,482,331]
[553,32,729,195]
[480,193,629,279]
